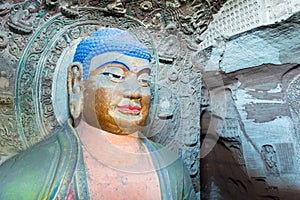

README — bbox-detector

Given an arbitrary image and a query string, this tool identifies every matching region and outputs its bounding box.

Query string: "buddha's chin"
[95,108,148,135]
[100,123,141,135]
[99,117,146,135]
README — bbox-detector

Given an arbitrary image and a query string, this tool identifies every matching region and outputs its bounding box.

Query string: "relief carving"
[148,12,164,29]
[0,71,9,91]
[200,85,210,107]
[45,0,60,6]
[182,144,200,176]
[151,25,201,191]
[0,2,11,16]
[286,74,300,135]
[157,23,179,63]
[0,71,12,105]
[140,1,153,11]
[60,0,79,17]
[261,144,280,176]
[0,1,214,196]
[157,86,174,119]
[107,0,126,15]
[275,143,296,174]
[283,69,300,166]
[178,0,212,42]
[148,85,181,143]
[0,26,197,199]
[7,0,40,34]
[0,31,8,49]
[0,55,24,162]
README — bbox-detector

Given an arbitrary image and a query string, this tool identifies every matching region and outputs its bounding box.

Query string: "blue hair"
[73,28,151,81]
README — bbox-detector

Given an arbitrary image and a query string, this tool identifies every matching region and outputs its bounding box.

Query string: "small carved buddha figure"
[0,28,195,200]
[0,71,9,90]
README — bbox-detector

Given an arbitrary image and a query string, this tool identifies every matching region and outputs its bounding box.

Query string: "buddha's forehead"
[90,52,151,73]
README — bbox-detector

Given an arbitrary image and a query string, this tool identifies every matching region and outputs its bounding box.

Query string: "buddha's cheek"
[93,88,150,133]
[139,96,150,125]
[94,88,121,132]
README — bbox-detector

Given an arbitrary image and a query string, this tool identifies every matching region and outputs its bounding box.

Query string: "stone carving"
[200,0,300,50]
[45,0,60,6]
[0,31,8,49]
[148,85,181,143]
[107,0,126,15]
[0,55,23,163]
[261,144,279,176]
[60,0,79,17]
[7,0,40,34]
[178,0,212,43]
[0,71,12,105]
[0,2,11,15]
[286,75,300,109]
[0,0,214,194]
[265,0,299,22]
[182,144,200,176]
[286,74,300,135]
[197,46,300,198]
[148,12,163,29]
[0,71,9,91]
[0,27,196,200]
[275,143,296,174]
[285,72,300,168]
[200,85,210,107]
[157,23,179,63]
[140,1,153,11]
[0,114,23,161]
[208,0,229,14]
[157,86,174,119]
[221,119,240,138]
[151,27,201,191]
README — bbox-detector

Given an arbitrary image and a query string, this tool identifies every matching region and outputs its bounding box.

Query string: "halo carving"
[16,7,157,147]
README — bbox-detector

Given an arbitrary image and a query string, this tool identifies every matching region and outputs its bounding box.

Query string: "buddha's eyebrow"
[137,68,151,74]
[95,61,130,71]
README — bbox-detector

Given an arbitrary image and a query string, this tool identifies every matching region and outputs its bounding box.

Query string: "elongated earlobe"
[67,62,84,127]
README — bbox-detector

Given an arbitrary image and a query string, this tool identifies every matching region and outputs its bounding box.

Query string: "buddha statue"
[0,28,195,199]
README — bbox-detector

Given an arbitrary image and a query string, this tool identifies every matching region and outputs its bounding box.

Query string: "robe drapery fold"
[0,120,195,199]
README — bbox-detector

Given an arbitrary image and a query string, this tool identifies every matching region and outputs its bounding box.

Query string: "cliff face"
[199,10,300,199]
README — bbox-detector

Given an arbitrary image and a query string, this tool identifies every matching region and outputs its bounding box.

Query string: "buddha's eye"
[137,73,150,87]
[100,67,125,83]
[102,72,125,82]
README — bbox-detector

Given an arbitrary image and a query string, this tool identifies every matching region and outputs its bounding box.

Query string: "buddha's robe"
[0,120,195,200]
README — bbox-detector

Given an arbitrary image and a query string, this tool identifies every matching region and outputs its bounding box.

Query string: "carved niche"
[0,0,215,194]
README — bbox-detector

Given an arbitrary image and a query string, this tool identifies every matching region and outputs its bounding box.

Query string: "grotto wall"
[198,9,300,200]
[0,0,299,199]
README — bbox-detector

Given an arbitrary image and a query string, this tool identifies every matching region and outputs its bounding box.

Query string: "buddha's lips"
[117,105,141,113]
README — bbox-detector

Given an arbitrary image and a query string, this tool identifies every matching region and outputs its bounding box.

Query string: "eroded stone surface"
[198,12,300,73]
[199,12,300,197]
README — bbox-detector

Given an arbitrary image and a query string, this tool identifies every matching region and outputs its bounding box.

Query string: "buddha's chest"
[82,148,161,200]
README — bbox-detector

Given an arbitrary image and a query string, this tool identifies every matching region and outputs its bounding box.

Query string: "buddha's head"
[68,28,152,135]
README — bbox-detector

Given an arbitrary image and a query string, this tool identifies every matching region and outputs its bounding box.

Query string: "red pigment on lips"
[117,105,141,111]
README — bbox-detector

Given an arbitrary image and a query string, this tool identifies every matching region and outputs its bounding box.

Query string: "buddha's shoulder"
[0,134,62,199]
[0,122,78,199]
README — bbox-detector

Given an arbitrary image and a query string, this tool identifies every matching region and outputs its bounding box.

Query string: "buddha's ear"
[67,62,84,127]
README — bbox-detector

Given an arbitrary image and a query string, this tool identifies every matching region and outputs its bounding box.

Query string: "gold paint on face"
[83,52,151,135]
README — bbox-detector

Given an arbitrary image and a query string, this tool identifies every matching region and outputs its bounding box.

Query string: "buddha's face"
[83,52,151,135]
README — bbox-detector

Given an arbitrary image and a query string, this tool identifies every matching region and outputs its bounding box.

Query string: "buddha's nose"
[122,74,141,99]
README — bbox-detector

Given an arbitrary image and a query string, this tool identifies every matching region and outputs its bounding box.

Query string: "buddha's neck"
[104,130,139,145]
[76,120,142,153]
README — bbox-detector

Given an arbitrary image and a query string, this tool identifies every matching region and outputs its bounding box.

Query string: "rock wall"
[198,10,300,199]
